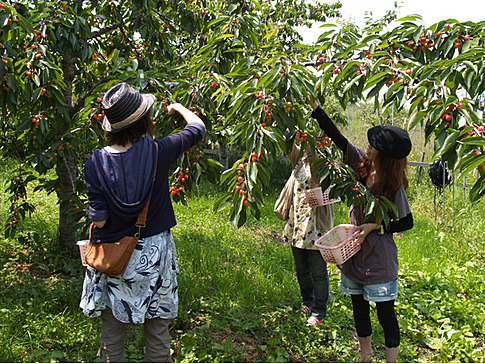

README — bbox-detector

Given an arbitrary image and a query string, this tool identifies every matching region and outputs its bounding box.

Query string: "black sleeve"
[311,106,349,152]
[386,213,413,233]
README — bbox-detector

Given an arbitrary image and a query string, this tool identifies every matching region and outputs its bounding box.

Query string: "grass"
[1,154,485,362]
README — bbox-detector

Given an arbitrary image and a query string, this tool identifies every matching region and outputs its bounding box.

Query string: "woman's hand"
[166,103,205,127]
[166,103,182,116]
[307,91,319,111]
[351,223,380,245]
[93,220,106,229]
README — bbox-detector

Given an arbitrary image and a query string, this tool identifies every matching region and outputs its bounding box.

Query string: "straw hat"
[101,82,156,132]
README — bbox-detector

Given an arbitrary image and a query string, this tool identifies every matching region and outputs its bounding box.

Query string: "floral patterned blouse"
[283,159,334,250]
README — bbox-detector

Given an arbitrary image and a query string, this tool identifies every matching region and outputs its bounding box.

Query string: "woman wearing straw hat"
[308,95,413,363]
[80,82,205,362]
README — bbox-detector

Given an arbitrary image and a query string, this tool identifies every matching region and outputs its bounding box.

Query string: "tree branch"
[152,9,194,35]
[70,76,109,118]
[88,21,124,40]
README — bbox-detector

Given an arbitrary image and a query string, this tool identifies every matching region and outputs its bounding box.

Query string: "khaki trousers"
[99,308,172,363]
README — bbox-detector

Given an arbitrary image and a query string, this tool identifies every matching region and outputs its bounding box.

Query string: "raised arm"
[308,95,349,153]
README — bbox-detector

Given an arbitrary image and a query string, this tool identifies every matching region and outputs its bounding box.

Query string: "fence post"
[352,104,355,132]
[442,160,446,219]
[416,152,426,184]
[347,103,351,139]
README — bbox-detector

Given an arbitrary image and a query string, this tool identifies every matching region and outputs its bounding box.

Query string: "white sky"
[299,0,485,44]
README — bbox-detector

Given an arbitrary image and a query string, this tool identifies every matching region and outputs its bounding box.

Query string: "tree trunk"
[220,142,229,169]
[58,52,77,250]
[58,154,78,251]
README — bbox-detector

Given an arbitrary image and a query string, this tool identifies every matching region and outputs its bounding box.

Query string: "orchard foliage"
[309,16,485,205]
[0,0,341,242]
[1,0,485,241]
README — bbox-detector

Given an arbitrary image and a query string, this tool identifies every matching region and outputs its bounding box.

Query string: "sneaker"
[299,306,312,315]
[306,315,323,327]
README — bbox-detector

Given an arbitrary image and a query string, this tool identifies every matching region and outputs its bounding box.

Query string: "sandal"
[299,306,312,315]
[306,315,323,327]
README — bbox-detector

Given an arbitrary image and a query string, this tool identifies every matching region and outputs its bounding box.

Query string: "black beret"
[367,125,412,159]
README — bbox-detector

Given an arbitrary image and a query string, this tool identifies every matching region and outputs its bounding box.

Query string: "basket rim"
[305,186,323,193]
[314,224,360,250]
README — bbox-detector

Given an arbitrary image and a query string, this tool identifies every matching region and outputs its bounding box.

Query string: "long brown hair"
[355,152,408,200]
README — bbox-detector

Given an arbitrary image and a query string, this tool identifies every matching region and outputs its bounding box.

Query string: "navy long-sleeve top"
[85,123,205,243]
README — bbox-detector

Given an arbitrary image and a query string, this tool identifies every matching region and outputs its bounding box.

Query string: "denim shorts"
[339,273,398,302]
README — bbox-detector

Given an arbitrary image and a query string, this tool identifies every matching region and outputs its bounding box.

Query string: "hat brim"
[102,93,156,132]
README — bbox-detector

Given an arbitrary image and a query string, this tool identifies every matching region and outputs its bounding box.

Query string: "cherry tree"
[0,0,340,246]
[2,0,485,248]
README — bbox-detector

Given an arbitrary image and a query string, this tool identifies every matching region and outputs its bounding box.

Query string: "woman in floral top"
[283,144,334,326]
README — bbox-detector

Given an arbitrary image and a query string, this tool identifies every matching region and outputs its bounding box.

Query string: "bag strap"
[135,141,159,236]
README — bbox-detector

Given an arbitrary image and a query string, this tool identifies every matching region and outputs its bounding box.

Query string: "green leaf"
[249,161,258,184]
[432,130,463,160]
[215,34,235,41]
[425,338,443,350]
[213,193,232,212]
[364,72,388,89]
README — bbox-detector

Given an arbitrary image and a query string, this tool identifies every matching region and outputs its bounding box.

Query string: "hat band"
[109,98,149,130]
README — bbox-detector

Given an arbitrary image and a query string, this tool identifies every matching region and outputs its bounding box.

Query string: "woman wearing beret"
[309,96,413,363]
[80,82,205,362]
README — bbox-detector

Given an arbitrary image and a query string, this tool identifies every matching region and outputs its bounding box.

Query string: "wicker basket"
[77,240,90,267]
[314,224,361,264]
[305,186,341,207]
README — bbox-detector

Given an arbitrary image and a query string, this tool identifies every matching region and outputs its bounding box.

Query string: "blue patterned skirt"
[80,230,179,324]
